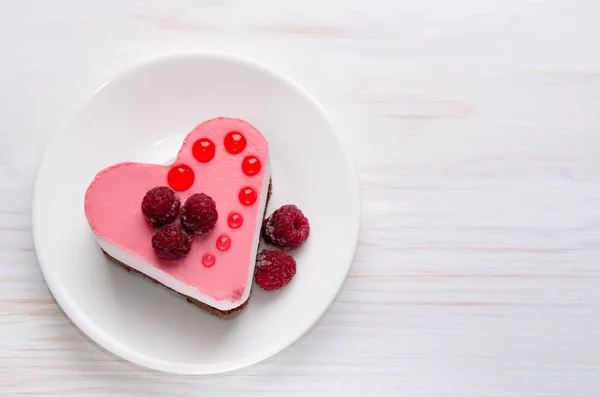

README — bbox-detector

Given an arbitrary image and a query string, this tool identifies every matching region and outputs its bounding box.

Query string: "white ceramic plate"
[32,52,359,374]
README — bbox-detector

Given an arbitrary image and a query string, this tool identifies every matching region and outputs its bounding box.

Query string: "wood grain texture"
[2,0,600,395]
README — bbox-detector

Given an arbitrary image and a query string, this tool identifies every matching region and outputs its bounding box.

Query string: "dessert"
[84,117,271,317]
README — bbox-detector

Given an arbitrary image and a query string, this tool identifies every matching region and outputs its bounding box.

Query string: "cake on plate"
[84,117,271,317]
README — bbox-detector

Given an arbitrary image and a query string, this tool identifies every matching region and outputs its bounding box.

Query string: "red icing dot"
[192,138,215,162]
[224,132,246,154]
[228,212,243,228]
[168,164,194,191]
[242,155,261,176]
[216,234,231,251]
[239,187,257,206]
[202,253,216,267]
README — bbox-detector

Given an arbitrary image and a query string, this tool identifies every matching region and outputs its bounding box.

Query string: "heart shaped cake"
[84,117,271,317]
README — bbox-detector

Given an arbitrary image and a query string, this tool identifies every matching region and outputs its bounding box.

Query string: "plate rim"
[31,51,361,374]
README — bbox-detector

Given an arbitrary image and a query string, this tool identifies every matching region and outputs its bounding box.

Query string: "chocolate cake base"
[102,179,272,318]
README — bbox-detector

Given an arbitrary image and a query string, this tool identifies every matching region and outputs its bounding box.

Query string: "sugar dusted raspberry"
[262,218,273,244]
[151,224,192,260]
[254,249,296,291]
[141,186,181,227]
[262,205,310,250]
[180,193,218,236]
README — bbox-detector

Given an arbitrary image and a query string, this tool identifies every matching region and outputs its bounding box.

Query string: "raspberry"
[262,205,310,250]
[254,249,296,291]
[151,224,192,260]
[180,193,218,236]
[141,186,181,227]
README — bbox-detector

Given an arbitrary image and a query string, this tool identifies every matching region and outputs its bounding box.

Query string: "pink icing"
[84,118,269,301]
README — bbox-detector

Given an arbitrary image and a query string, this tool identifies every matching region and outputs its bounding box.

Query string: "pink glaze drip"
[84,118,269,301]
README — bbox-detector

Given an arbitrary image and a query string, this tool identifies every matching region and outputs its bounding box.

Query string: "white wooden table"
[3,1,600,395]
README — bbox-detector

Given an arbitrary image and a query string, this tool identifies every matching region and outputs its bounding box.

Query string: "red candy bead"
[239,187,257,206]
[168,164,195,191]
[224,132,246,154]
[228,212,243,228]
[192,138,215,162]
[242,155,261,176]
[202,253,216,267]
[216,234,231,251]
